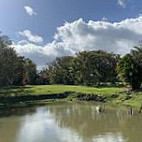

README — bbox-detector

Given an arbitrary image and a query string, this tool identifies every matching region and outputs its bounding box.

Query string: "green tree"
[36,69,50,85]
[0,34,24,86]
[45,50,119,86]
[47,56,75,85]
[0,33,37,86]
[72,51,119,86]
[23,58,37,85]
[117,45,142,90]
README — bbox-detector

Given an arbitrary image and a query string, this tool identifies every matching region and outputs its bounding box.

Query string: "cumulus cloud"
[13,41,72,69]
[24,6,37,16]
[19,30,43,43]
[117,0,127,8]
[14,16,142,69]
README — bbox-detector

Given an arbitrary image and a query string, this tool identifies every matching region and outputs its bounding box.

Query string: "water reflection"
[0,102,141,142]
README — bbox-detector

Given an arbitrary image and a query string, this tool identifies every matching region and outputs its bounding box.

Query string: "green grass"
[0,85,123,97]
[109,91,142,108]
[121,92,142,107]
[1,85,142,108]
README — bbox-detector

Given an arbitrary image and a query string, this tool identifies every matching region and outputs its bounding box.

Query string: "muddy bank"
[0,92,107,108]
[0,92,70,104]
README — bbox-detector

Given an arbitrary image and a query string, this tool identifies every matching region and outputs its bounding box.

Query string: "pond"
[0,102,141,142]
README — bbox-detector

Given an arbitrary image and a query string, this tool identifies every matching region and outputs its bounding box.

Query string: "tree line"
[41,51,119,86]
[39,46,142,91]
[1,33,142,90]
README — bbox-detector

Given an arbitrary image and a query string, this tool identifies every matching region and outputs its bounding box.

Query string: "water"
[0,102,141,142]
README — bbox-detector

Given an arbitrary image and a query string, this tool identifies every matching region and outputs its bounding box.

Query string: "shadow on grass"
[0,86,33,97]
[85,83,126,88]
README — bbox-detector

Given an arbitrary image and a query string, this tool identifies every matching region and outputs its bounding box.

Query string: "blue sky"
[1,0,142,69]
[0,0,140,42]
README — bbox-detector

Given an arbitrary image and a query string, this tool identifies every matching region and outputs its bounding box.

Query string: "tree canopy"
[44,51,119,86]
[117,45,142,90]
[0,33,37,86]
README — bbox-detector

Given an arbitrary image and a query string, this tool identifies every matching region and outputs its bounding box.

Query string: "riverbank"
[0,85,142,108]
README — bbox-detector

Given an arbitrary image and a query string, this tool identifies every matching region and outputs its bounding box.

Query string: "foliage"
[0,33,37,86]
[45,50,119,86]
[117,45,142,90]
[36,69,50,85]
[47,56,75,85]
[72,51,119,85]
[23,58,37,85]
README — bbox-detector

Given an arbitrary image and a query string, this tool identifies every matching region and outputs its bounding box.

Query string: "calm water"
[0,102,141,142]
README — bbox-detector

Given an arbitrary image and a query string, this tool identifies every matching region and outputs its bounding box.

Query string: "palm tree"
[131,43,142,55]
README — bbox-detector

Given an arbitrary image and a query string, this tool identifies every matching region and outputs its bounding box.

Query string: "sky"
[0,0,142,69]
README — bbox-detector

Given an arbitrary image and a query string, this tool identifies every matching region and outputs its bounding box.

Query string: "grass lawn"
[0,85,123,97]
[1,85,142,108]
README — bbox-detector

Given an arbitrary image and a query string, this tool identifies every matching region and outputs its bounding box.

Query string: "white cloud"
[117,0,127,8]
[19,30,43,43]
[14,16,142,69]
[24,6,37,16]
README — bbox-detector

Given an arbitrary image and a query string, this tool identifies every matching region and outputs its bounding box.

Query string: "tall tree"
[0,33,37,86]
[0,35,24,85]
[23,58,37,85]
[45,50,119,86]
[72,51,119,85]
[47,56,75,85]
[117,45,142,90]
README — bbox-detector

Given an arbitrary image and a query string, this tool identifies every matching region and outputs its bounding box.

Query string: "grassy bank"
[0,85,123,96]
[0,85,142,108]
